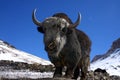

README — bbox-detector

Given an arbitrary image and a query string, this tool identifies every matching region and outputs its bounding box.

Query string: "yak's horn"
[32,9,42,27]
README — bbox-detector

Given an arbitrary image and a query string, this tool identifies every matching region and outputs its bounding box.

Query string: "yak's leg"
[81,67,87,80]
[53,66,62,78]
[81,55,90,80]
[64,66,74,78]
[72,66,80,79]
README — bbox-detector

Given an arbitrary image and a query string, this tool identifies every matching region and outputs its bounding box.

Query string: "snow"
[90,48,120,76]
[0,70,53,79]
[0,40,52,65]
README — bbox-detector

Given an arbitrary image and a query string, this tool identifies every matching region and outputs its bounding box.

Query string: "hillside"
[91,38,120,76]
[0,40,51,65]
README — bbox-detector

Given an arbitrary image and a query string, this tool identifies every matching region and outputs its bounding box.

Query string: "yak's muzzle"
[45,41,57,52]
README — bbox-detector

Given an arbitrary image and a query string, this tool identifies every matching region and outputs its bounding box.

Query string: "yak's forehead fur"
[43,17,70,28]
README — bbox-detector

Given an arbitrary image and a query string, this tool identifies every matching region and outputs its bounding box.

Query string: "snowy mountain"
[91,38,120,76]
[0,40,51,65]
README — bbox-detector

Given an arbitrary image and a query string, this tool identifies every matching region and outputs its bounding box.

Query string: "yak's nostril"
[48,41,56,50]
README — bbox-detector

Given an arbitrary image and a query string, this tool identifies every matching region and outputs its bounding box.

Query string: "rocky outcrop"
[0,60,53,72]
[86,68,120,80]
[107,38,120,54]
[91,55,103,62]
[87,68,112,80]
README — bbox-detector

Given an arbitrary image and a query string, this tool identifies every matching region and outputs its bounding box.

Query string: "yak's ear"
[37,27,44,33]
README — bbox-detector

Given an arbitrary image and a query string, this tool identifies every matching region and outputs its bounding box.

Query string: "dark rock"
[94,68,107,74]
[86,68,120,80]
[110,75,120,80]
[91,55,103,62]
[87,69,110,80]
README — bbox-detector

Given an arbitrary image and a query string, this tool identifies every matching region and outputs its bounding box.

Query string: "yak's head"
[32,9,81,57]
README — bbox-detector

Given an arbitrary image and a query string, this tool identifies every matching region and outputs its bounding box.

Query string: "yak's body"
[48,28,91,79]
[32,10,91,80]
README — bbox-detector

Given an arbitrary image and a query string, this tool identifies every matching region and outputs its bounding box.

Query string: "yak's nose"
[45,41,57,51]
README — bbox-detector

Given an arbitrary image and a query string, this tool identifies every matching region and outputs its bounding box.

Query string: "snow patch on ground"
[0,70,53,79]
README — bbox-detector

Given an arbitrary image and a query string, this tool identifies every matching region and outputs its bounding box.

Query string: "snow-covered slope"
[0,40,51,65]
[91,48,120,76]
[91,38,120,76]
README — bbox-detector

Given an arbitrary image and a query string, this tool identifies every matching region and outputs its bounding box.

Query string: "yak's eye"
[53,24,61,31]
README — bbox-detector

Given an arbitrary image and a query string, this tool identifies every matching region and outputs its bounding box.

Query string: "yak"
[32,9,91,80]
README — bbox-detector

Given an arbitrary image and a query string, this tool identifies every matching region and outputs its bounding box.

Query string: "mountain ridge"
[91,38,120,62]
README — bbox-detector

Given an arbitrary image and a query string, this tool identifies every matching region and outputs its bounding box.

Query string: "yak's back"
[75,29,91,52]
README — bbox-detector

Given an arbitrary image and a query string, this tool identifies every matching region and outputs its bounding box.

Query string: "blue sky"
[0,0,120,61]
